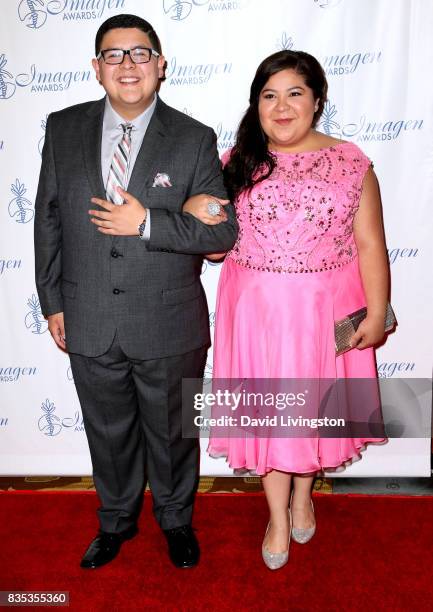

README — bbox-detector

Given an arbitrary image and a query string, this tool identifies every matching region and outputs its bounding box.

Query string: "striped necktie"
[106,123,132,205]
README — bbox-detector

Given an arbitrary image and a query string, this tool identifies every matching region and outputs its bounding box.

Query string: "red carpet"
[0,492,432,611]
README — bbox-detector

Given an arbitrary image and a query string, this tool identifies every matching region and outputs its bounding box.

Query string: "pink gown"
[207,142,386,475]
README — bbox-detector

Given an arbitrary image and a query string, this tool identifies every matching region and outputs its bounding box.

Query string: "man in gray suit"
[34,14,237,569]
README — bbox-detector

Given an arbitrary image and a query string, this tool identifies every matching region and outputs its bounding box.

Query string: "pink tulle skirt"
[207,257,386,475]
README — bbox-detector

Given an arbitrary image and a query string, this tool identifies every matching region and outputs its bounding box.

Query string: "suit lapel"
[81,97,172,200]
[81,98,173,248]
[81,98,105,198]
[127,98,169,201]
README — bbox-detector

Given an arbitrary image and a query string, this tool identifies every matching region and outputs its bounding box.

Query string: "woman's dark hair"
[95,14,162,56]
[224,50,328,200]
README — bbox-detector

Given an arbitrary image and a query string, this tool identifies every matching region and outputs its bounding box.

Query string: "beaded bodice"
[227,143,370,274]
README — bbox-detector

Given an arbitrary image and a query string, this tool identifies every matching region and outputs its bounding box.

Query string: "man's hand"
[89,188,145,235]
[47,312,66,351]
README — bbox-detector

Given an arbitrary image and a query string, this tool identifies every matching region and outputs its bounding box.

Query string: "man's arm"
[88,127,238,253]
[34,114,63,317]
[147,127,238,254]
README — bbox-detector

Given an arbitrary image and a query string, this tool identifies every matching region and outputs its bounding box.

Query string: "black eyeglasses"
[97,47,160,65]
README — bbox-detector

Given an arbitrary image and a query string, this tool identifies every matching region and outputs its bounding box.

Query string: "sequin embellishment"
[227,144,371,274]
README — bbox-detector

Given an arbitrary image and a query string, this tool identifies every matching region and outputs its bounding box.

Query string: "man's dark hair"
[95,14,162,56]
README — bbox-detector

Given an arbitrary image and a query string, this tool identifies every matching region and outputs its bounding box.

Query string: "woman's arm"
[183,194,230,225]
[183,193,231,260]
[351,167,390,350]
[205,252,227,261]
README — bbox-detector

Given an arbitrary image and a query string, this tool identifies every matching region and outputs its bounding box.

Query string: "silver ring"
[207,201,221,216]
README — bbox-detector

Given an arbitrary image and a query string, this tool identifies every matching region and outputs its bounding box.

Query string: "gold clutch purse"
[335,303,397,356]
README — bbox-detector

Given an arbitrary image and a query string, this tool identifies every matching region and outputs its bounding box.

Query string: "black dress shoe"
[163,525,200,568]
[80,525,138,569]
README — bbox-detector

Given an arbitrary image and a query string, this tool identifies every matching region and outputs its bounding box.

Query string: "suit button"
[113,288,120,295]
[111,249,119,258]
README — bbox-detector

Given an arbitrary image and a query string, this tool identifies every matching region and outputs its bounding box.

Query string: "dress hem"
[207,438,388,477]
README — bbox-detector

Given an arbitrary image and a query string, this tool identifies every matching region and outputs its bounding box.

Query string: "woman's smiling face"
[258,68,319,152]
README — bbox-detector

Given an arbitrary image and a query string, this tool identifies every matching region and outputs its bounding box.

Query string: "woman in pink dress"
[183,50,389,569]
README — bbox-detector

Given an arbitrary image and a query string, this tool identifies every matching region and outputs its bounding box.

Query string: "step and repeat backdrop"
[0,0,432,475]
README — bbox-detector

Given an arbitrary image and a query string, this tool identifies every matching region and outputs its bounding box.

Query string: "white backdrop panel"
[0,0,432,476]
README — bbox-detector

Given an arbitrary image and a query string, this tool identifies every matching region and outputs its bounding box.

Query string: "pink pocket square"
[152,173,172,187]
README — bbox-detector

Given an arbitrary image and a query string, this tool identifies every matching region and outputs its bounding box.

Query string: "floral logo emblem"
[163,0,193,21]
[163,0,249,20]
[319,101,341,137]
[277,32,294,51]
[25,294,48,335]
[38,398,84,436]
[18,0,48,29]
[38,399,62,436]
[8,179,34,224]
[17,0,66,29]
[0,55,16,100]
[17,0,120,28]
[38,115,47,155]
[8,179,34,223]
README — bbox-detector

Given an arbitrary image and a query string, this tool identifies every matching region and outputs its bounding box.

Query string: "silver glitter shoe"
[291,497,316,544]
[261,510,291,570]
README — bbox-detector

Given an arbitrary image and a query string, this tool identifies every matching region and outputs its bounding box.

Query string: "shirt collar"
[103,94,157,132]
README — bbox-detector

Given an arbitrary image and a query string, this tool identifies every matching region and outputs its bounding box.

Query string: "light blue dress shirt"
[101,95,157,239]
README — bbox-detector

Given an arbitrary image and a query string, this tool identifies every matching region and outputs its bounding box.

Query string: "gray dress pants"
[69,335,207,533]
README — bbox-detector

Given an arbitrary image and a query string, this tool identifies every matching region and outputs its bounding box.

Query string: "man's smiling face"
[92,27,165,120]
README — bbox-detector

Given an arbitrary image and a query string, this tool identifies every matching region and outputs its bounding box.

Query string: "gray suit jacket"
[34,96,238,359]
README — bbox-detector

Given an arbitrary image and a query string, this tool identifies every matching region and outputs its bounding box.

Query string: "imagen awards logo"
[24,294,48,335]
[8,179,34,224]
